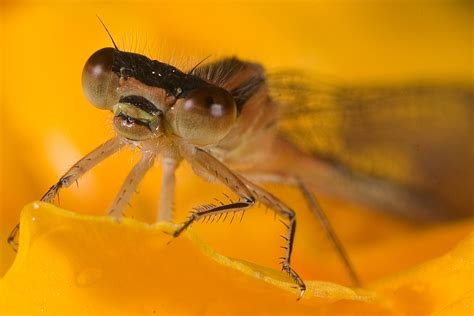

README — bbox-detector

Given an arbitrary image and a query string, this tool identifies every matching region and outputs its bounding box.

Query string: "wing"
[271,72,474,217]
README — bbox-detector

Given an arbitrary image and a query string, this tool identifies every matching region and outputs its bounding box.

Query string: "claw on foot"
[297,288,306,301]
[282,262,306,300]
[7,223,20,252]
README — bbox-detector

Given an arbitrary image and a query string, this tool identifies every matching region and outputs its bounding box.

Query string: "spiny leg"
[173,147,255,235]
[172,201,252,237]
[7,137,124,250]
[238,176,306,299]
[296,178,361,287]
[157,157,179,222]
[108,152,156,220]
[177,147,305,299]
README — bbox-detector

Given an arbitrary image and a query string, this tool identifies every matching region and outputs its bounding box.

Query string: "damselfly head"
[82,48,237,144]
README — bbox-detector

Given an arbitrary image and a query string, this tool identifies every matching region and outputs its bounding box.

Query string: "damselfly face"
[82,47,236,145]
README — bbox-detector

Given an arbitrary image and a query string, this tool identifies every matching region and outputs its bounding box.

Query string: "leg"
[296,178,361,287]
[238,176,306,299]
[242,172,361,287]
[41,137,124,202]
[172,200,253,237]
[157,157,179,222]
[176,147,305,298]
[108,152,156,220]
[8,137,124,250]
[7,224,20,251]
[173,147,255,235]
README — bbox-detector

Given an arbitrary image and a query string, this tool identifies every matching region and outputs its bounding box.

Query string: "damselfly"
[8,22,473,299]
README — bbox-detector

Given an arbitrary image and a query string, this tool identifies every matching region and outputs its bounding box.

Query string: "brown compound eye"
[82,47,120,109]
[171,86,237,146]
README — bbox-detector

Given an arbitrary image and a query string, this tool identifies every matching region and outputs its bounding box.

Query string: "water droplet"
[32,217,37,222]
[33,202,40,209]
[76,268,102,287]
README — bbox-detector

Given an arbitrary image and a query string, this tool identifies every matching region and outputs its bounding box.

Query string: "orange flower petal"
[0,202,375,315]
[1,202,473,315]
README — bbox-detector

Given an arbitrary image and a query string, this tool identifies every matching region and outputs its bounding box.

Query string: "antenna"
[96,15,119,50]
[188,55,212,74]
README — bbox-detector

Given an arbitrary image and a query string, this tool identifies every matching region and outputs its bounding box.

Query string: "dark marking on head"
[110,50,266,117]
[119,95,160,115]
[111,50,211,98]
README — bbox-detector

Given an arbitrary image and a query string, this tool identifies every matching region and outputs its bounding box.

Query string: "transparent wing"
[270,71,473,217]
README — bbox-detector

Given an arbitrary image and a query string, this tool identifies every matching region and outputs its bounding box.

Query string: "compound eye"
[82,47,120,109]
[174,86,237,146]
